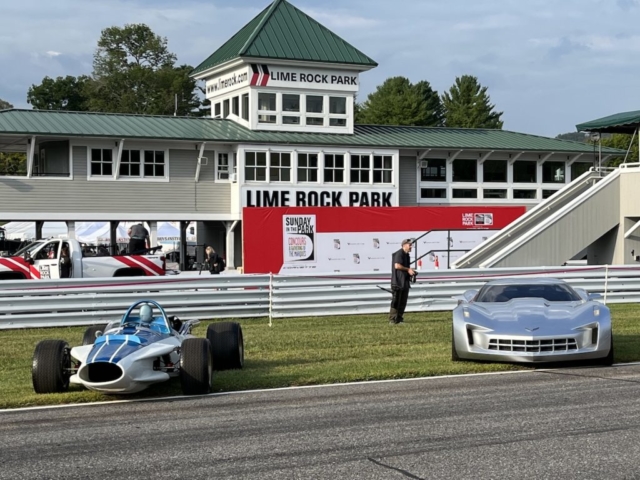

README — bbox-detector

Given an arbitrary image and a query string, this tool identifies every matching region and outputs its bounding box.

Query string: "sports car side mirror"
[23,253,34,265]
[588,292,603,301]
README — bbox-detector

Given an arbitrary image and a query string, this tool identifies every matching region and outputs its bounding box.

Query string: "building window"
[217,153,229,180]
[306,95,324,126]
[282,94,300,125]
[245,151,267,181]
[483,160,507,183]
[543,189,559,199]
[373,155,392,184]
[223,99,229,118]
[90,148,113,176]
[350,154,370,183]
[452,159,477,182]
[143,151,165,177]
[270,152,291,182]
[214,103,221,117]
[571,162,592,180]
[283,94,300,112]
[543,162,565,183]
[421,159,446,181]
[513,161,537,183]
[483,189,507,199]
[330,118,346,127]
[298,153,318,182]
[421,188,446,199]
[258,93,276,124]
[232,96,239,116]
[307,95,323,113]
[242,94,249,121]
[514,189,537,199]
[259,93,276,111]
[119,150,141,177]
[330,97,346,114]
[452,188,478,198]
[324,154,344,183]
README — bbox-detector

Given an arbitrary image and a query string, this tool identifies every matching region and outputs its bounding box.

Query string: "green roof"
[0,109,624,155]
[191,0,378,76]
[576,110,640,134]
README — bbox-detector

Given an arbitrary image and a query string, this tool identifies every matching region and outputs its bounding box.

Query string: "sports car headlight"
[593,305,600,317]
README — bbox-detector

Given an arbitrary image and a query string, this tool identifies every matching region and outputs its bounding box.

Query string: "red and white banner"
[242,206,527,274]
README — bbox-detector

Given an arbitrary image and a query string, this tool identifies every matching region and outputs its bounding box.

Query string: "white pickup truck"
[0,238,166,280]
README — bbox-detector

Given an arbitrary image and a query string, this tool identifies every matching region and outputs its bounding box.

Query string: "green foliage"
[86,24,201,116]
[356,76,444,126]
[0,98,12,110]
[555,132,589,142]
[442,74,503,129]
[599,133,640,167]
[27,23,205,116]
[0,152,27,176]
[27,75,91,110]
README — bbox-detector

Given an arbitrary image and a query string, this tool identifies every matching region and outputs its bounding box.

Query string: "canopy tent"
[576,109,640,165]
[2,221,68,240]
[576,110,640,134]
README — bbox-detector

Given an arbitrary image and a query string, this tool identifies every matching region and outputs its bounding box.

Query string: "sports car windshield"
[475,283,582,303]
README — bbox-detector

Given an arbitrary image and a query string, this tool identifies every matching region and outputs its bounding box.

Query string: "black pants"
[389,287,409,323]
[129,239,146,254]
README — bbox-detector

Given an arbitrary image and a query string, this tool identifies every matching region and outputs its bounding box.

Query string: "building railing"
[1,265,640,329]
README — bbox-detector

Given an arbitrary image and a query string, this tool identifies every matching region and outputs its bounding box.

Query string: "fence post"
[268,272,273,327]
[603,264,609,305]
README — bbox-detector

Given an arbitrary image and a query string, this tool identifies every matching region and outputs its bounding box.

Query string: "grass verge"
[2,304,640,409]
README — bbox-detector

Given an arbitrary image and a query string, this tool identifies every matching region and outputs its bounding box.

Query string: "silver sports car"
[452,278,613,365]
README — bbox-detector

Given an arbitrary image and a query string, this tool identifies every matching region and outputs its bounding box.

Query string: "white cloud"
[46,51,62,57]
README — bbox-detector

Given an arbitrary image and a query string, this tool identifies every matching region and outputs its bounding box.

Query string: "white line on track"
[4,361,640,414]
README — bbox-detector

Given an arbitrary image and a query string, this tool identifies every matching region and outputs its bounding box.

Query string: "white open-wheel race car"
[31,300,244,396]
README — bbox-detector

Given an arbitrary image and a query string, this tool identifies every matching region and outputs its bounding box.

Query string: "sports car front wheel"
[180,338,213,395]
[32,340,71,394]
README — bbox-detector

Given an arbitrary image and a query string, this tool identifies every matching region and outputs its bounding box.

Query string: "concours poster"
[283,214,316,263]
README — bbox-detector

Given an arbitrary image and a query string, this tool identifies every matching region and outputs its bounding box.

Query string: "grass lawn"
[2,304,640,410]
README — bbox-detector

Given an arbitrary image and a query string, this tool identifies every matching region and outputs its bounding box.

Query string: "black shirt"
[130,224,148,240]
[391,248,411,290]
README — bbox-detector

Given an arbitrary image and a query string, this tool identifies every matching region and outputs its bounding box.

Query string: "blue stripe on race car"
[90,334,145,364]
[90,343,143,364]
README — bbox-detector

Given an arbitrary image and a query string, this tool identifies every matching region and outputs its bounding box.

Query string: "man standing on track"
[389,238,415,324]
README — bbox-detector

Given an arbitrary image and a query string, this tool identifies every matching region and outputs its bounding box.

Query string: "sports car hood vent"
[470,299,585,323]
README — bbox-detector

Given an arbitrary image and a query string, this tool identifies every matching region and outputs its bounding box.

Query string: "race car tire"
[180,338,213,395]
[82,324,108,346]
[207,322,244,370]
[32,340,71,394]
[451,325,461,362]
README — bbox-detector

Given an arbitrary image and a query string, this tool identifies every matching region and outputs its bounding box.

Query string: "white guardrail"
[1,265,640,329]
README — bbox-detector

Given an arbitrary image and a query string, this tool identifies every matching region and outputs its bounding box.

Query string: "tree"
[0,99,27,175]
[86,24,201,116]
[356,76,444,126]
[598,133,639,167]
[27,75,91,110]
[555,132,589,142]
[441,75,503,129]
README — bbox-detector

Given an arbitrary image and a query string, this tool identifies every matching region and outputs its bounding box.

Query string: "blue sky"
[1,0,638,137]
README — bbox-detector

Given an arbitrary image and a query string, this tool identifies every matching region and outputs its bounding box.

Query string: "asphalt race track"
[3,365,640,479]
